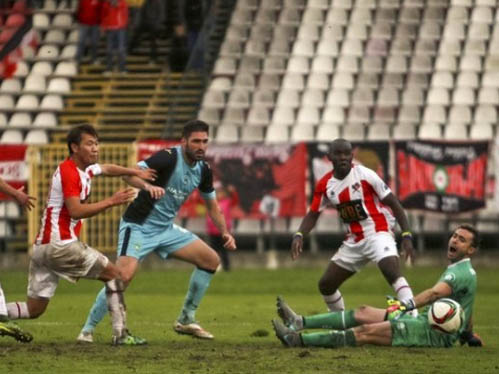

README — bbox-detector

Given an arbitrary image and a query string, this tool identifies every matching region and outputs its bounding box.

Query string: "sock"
[81,287,108,333]
[392,277,415,305]
[6,302,30,319]
[177,267,215,324]
[303,310,358,330]
[301,329,357,348]
[323,290,345,311]
[105,279,127,338]
[0,283,7,317]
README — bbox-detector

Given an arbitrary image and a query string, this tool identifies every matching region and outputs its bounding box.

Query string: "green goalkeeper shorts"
[390,314,458,348]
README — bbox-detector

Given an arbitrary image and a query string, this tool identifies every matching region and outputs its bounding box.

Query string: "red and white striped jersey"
[35,158,102,245]
[310,164,395,244]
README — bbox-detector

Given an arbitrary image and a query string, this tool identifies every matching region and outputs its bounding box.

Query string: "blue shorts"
[117,219,199,261]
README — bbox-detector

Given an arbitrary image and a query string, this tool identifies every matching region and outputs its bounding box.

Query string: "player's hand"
[15,186,36,210]
[135,168,157,182]
[111,188,136,206]
[290,235,303,260]
[145,184,165,199]
[222,233,237,251]
[401,236,415,263]
[459,331,483,347]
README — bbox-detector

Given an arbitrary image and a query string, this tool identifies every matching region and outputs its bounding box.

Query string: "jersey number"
[337,200,368,223]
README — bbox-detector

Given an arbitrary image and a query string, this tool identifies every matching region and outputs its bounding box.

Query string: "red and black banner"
[395,141,488,213]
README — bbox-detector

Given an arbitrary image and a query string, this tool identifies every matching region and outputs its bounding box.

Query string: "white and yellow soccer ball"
[427,298,464,334]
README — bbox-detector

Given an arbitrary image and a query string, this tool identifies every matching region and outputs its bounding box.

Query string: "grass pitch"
[0,265,498,374]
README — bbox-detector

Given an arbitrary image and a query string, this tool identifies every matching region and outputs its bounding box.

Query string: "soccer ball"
[427,298,464,334]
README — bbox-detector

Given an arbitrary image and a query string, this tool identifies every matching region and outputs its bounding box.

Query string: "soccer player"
[0,177,35,342]
[291,139,416,312]
[5,124,162,345]
[77,120,236,343]
[273,224,482,349]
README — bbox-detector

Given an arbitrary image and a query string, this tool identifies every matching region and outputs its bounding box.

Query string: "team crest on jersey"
[183,175,189,185]
[352,182,361,192]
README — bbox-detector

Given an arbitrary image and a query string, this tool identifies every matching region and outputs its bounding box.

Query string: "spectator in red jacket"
[76,0,102,64]
[100,0,128,74]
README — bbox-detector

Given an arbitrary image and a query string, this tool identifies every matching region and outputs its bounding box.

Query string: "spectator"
[175,0,212,71]
[75,0,102,65]
[100,0,128,74]
[206,182,238,271]
[128,0,164,64]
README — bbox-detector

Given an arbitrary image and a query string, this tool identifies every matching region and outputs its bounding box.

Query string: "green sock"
[301,329,357,348]
[177,268,215,324]
[303,310,358,330]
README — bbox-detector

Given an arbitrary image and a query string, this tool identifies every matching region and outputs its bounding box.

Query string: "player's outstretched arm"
[65,188,136,219]
[100,164,157,181]
[0,178,36,210]
[122,173,165,200]
[291,210,321,260]
[381,193,414,262]
[413,281,452,309]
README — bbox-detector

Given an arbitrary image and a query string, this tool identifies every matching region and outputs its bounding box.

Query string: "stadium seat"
[292,40,315,57]
[37,45,60,60]
[227,89,251,109]
[402,88,424,106]
[316,40,339,57]
[253,89,275,108]
[244,40,265,57]
[258,73,281,90]
[460,56,482,72]
[238,56,261,74]
[385,56,408,73]
[332,72,354,89]
[240,126,264,142]
[282,73,305,90]
[265,124,290,143]
[302,89,325,108]
[336,55,359,73]
[47,78,71,94]
[33,13,50,28]
[222,107,245,125]
[67,29,79,43]
[302,8,325,25]
[44,29,66,44]
[0,130,23,144]
[474,105,497,123]
[478,88,499,104]
[235,219,262,234]
[393,123,417,139]
[14,61,29,77]
[0,113,7,127]
[247,106,271,126]
[279,9,301,25]
[291,124,315,142]
[16,94,39,110]
[342,123,365,140]
[297,24,320,41]
[209,77,232,92]
[321,24,344,41]
[308,72,330,90]
[296,107,320,125]
[418,123,442,139]
[271,107,295,126]
[448,105,472,124]
[0,78,22,94]
[287,56,310,73]
[33,112,57,127]
[8,112,31,127]
[32,61,54,76]
[326,89,350,107]
[24,129,49,144]
[52,14,74,28]
[377,88,399,106]
[213,58,236,75]
[202,90,225,109]
[268,39,290,56]
[431,72,454,89]
[357,73,379,88]
[367,123,391,140]
[452,88,475,105]
[435,55,458,72]
[60,45,77,59]
[40,95,64,110]
[0,95,15,110]
[215,125,239,143]
[273,25,297,41]
[444,123,468,140]
[456,72,479,88]
[198,108,220,124]
[443,22,466,40]
[352,88,374,107]
[276,89,300,108]
[316,123,340,141]
[233,73,255,90]
[340,40,363,57]
[24,74,46,93]
[322,106,345,123]
[470,123,494,139]
[316,213,341,233]
[0,220,12,237]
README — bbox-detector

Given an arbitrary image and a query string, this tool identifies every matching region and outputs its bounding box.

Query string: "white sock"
[392,277,415,304]
[105,279,126,338]
[323,290,345,311]
[0,284,7,317]
[6,302,30,319]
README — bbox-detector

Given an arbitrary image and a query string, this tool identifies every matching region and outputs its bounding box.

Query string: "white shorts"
[331,232,399,273]
[27,241,109,299]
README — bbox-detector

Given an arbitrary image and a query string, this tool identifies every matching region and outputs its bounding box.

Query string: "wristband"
[293,232,304,239]
[401,231,412,239]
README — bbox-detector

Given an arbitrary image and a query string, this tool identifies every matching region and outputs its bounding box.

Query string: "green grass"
[1,266,498,374]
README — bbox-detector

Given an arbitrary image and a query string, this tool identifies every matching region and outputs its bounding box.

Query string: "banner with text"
[395,141,488,213]
[0,144,28,200]
[137,141,308,218]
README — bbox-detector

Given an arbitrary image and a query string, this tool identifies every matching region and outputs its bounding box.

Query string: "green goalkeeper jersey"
[437,258,477,334]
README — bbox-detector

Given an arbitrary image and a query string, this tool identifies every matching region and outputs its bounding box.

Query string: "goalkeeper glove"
[459,331,483,347]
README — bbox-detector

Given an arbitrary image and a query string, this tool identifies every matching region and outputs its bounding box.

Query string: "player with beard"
[291,139,416,313]
[77,120,237,343]
[273,225,482,349]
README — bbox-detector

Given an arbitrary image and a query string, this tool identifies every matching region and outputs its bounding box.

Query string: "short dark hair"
[67,124,98,154]
[182,120,209,139]
[457,224,480,249]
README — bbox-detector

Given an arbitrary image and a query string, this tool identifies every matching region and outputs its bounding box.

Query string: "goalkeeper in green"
[273,224,482,348]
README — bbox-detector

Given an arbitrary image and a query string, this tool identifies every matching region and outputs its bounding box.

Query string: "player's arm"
[291,210,321,260]
[412,281,452,309]
[100,163,157,181]
[205,198,236,250]
[65,188,136,220]
[381,193,414,261]
[0,177,36,210]
[122,167,165,200]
